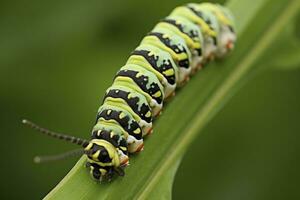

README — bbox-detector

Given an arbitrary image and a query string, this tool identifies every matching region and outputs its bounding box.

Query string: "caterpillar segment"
[95,105,144,153]
[127,44,178,98]
[96,109,143,140]
[92,123,142,157]
[90,130,129,170]
[197,3,236,57]
[92,122,131,155]
[103,84,153,135]
[115,64,164,117]
[112,75,162,118]
[171,5,218,61]
[142,27,192,85]
[188,3,220,61]
[91,129,128,157]
[25,3,236,182]
[159,15,204,72]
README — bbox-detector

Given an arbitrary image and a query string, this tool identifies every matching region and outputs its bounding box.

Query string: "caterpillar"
[23,2,236,181]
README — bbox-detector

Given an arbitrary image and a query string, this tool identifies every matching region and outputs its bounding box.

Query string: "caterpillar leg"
[179,75,190,87]
[143,127,153,137]
[114,166,125,177]
[226,40,234,51]
[148,127,153,135]
[118,149,129,166]
[190,62,204,75]
[164,91,176,102]
[154,109,162,118]
[207,53,215,62]
[127,135,144,153]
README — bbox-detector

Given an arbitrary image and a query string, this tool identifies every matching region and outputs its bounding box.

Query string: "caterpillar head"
[22,119,130,182]
[84,139,129,181]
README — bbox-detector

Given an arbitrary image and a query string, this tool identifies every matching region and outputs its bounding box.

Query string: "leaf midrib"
[135,1,300,199]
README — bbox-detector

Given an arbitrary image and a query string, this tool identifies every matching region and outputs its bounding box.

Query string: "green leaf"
[262,17,300,71]
[45,0,300,199]
[149,159,181,200]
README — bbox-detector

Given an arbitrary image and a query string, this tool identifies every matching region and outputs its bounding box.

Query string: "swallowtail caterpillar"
[23,2,236,182]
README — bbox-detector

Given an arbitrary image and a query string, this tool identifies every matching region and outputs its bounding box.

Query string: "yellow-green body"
[84,3,236,181]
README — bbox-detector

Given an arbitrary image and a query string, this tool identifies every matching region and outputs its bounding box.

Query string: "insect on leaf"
[45,0,300,199]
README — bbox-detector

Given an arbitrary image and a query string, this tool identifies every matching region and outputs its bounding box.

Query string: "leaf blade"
[44,1,300,199]
[265,18,300,71]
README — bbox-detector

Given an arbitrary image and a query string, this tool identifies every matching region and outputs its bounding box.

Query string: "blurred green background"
[0,0,299,199]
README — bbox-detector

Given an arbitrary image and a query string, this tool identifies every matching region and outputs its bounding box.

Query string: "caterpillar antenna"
[34,148,84,164]
[22,119,89,147]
